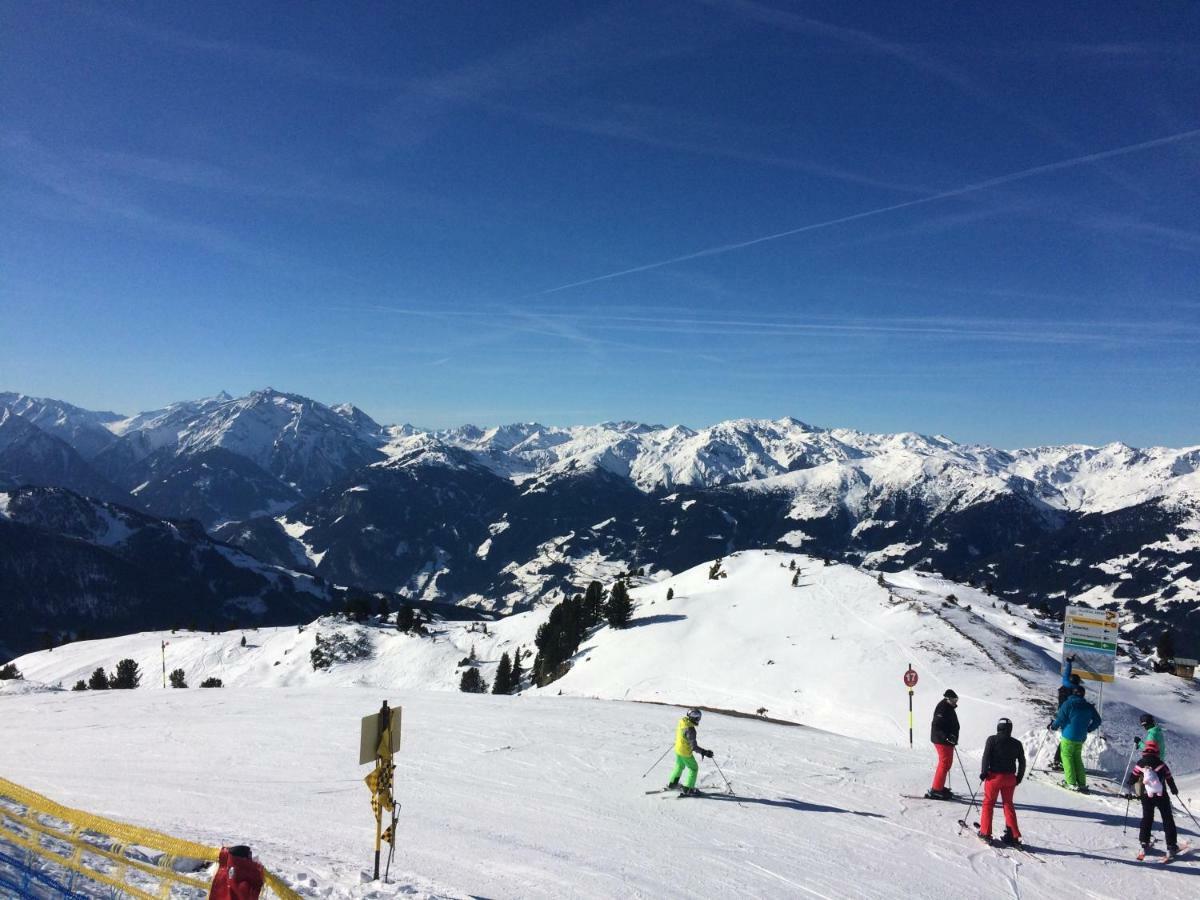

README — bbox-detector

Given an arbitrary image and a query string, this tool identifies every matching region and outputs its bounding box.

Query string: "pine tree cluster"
[491,646,527,695]
[459,667,488,693]
[0,663,22,680]
[532,584,604,687]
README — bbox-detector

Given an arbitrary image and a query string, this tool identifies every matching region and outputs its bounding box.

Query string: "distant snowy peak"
[393,415,1199,516]
[0,391,122,459]
[108,388,386,495]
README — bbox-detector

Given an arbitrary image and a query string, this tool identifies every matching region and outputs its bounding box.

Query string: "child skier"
[1126,740,1182,861]
[667,708,713,796]
[1135,713,1166,760]
[978,717,1026,846]
[208,845,264,900]
[1049,685,1102,791]
[925,689,959,800]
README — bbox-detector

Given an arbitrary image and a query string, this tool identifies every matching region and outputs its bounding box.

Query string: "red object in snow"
[903,668,919,688]
[208,846,264,900]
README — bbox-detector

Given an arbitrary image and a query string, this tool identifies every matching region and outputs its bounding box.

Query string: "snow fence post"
[903,665,919,749]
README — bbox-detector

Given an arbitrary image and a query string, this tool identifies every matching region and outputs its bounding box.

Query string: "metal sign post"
[361,701,402,882]
[903,665,919,748]
[1063,606,1119,718]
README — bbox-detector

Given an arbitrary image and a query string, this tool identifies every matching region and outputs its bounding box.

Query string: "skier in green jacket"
[1135,713,1166,760]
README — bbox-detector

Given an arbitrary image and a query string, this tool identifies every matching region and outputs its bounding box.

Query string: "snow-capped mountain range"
[1,388,1197,657]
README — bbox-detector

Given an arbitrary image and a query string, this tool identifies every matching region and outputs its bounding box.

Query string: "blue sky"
[2,0,1198,447]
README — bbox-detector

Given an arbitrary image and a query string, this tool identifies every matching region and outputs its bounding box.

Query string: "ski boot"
[680,787,701,797]
[1000,828,1021,847]
[666,780,680,791]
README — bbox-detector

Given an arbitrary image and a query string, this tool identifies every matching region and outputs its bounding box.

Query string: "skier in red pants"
[925,689,959,799]
[978,717,1026,846]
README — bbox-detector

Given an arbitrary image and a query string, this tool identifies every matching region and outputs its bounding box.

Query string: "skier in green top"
[1136,713,1166,760]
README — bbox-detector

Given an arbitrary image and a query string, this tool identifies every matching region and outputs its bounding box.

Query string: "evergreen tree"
[1156,630,1176,663]
[199,677,223,688]
[0,663,22,680]
[789,559,796,571]
[666,587,674,601]
[396,604,416,632]
[791,571,799,587]
[109,658,141,689]
[88,667,110,690]
[240,635,247,647]
[377,595,391,619]
[492,653,513,695]
[876,572,885,586]
[71,680,87,692]
[509,645,524,691]
[344,591,371,622]
[583,581,605,624]
[169,668,188,689]
[459,667,487,693]
[469,643,477,662]
[605,580,633,628]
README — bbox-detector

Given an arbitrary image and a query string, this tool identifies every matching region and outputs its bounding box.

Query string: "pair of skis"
[1137,842,1191,864]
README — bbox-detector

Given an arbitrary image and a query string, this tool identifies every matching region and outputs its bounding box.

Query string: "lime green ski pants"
[669,753,699,788]
[1060,738,1086,788]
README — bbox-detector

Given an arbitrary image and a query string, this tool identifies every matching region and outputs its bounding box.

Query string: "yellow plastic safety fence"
[0,777,302,899]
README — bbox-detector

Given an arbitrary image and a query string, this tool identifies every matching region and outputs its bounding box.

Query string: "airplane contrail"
[538,127,1200,295]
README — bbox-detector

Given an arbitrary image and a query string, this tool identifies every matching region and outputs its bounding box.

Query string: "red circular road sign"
[903,669,918,688]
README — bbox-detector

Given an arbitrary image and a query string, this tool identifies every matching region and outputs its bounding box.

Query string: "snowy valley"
[2,388,1198,660]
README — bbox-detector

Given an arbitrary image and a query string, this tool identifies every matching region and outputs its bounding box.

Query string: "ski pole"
[953,747,979,834]
[1118,739,1138,792]
[641,746,672,779]
[1176,795,1200,833]
[710,756,734,794]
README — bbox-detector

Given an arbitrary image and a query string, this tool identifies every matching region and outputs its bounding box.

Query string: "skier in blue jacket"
[1049,685,1102,791]
[1051,656,1083,771]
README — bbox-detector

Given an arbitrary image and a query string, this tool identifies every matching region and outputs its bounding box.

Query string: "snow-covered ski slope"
[1,688,1199,899]
[12,552,1198,770]
[5,551,1199,897]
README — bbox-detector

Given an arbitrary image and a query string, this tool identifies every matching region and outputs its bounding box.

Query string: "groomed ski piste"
[4,552,1199,898]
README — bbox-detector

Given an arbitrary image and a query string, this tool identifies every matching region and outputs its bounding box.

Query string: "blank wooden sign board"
[359,704,403,765]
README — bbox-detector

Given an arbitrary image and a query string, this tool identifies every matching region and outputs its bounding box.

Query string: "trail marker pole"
[161,640,167,688]
[361,700,402,882]
[903,665,919,749]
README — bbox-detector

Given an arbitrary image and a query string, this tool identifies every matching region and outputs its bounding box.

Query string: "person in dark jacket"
[978,718,1026,845]
[1050,656,1082,771]
[925,689,960,800]
[1126,740,1180,859]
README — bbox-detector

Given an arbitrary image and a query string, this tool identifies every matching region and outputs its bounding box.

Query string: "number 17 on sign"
[903,666,918,748]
